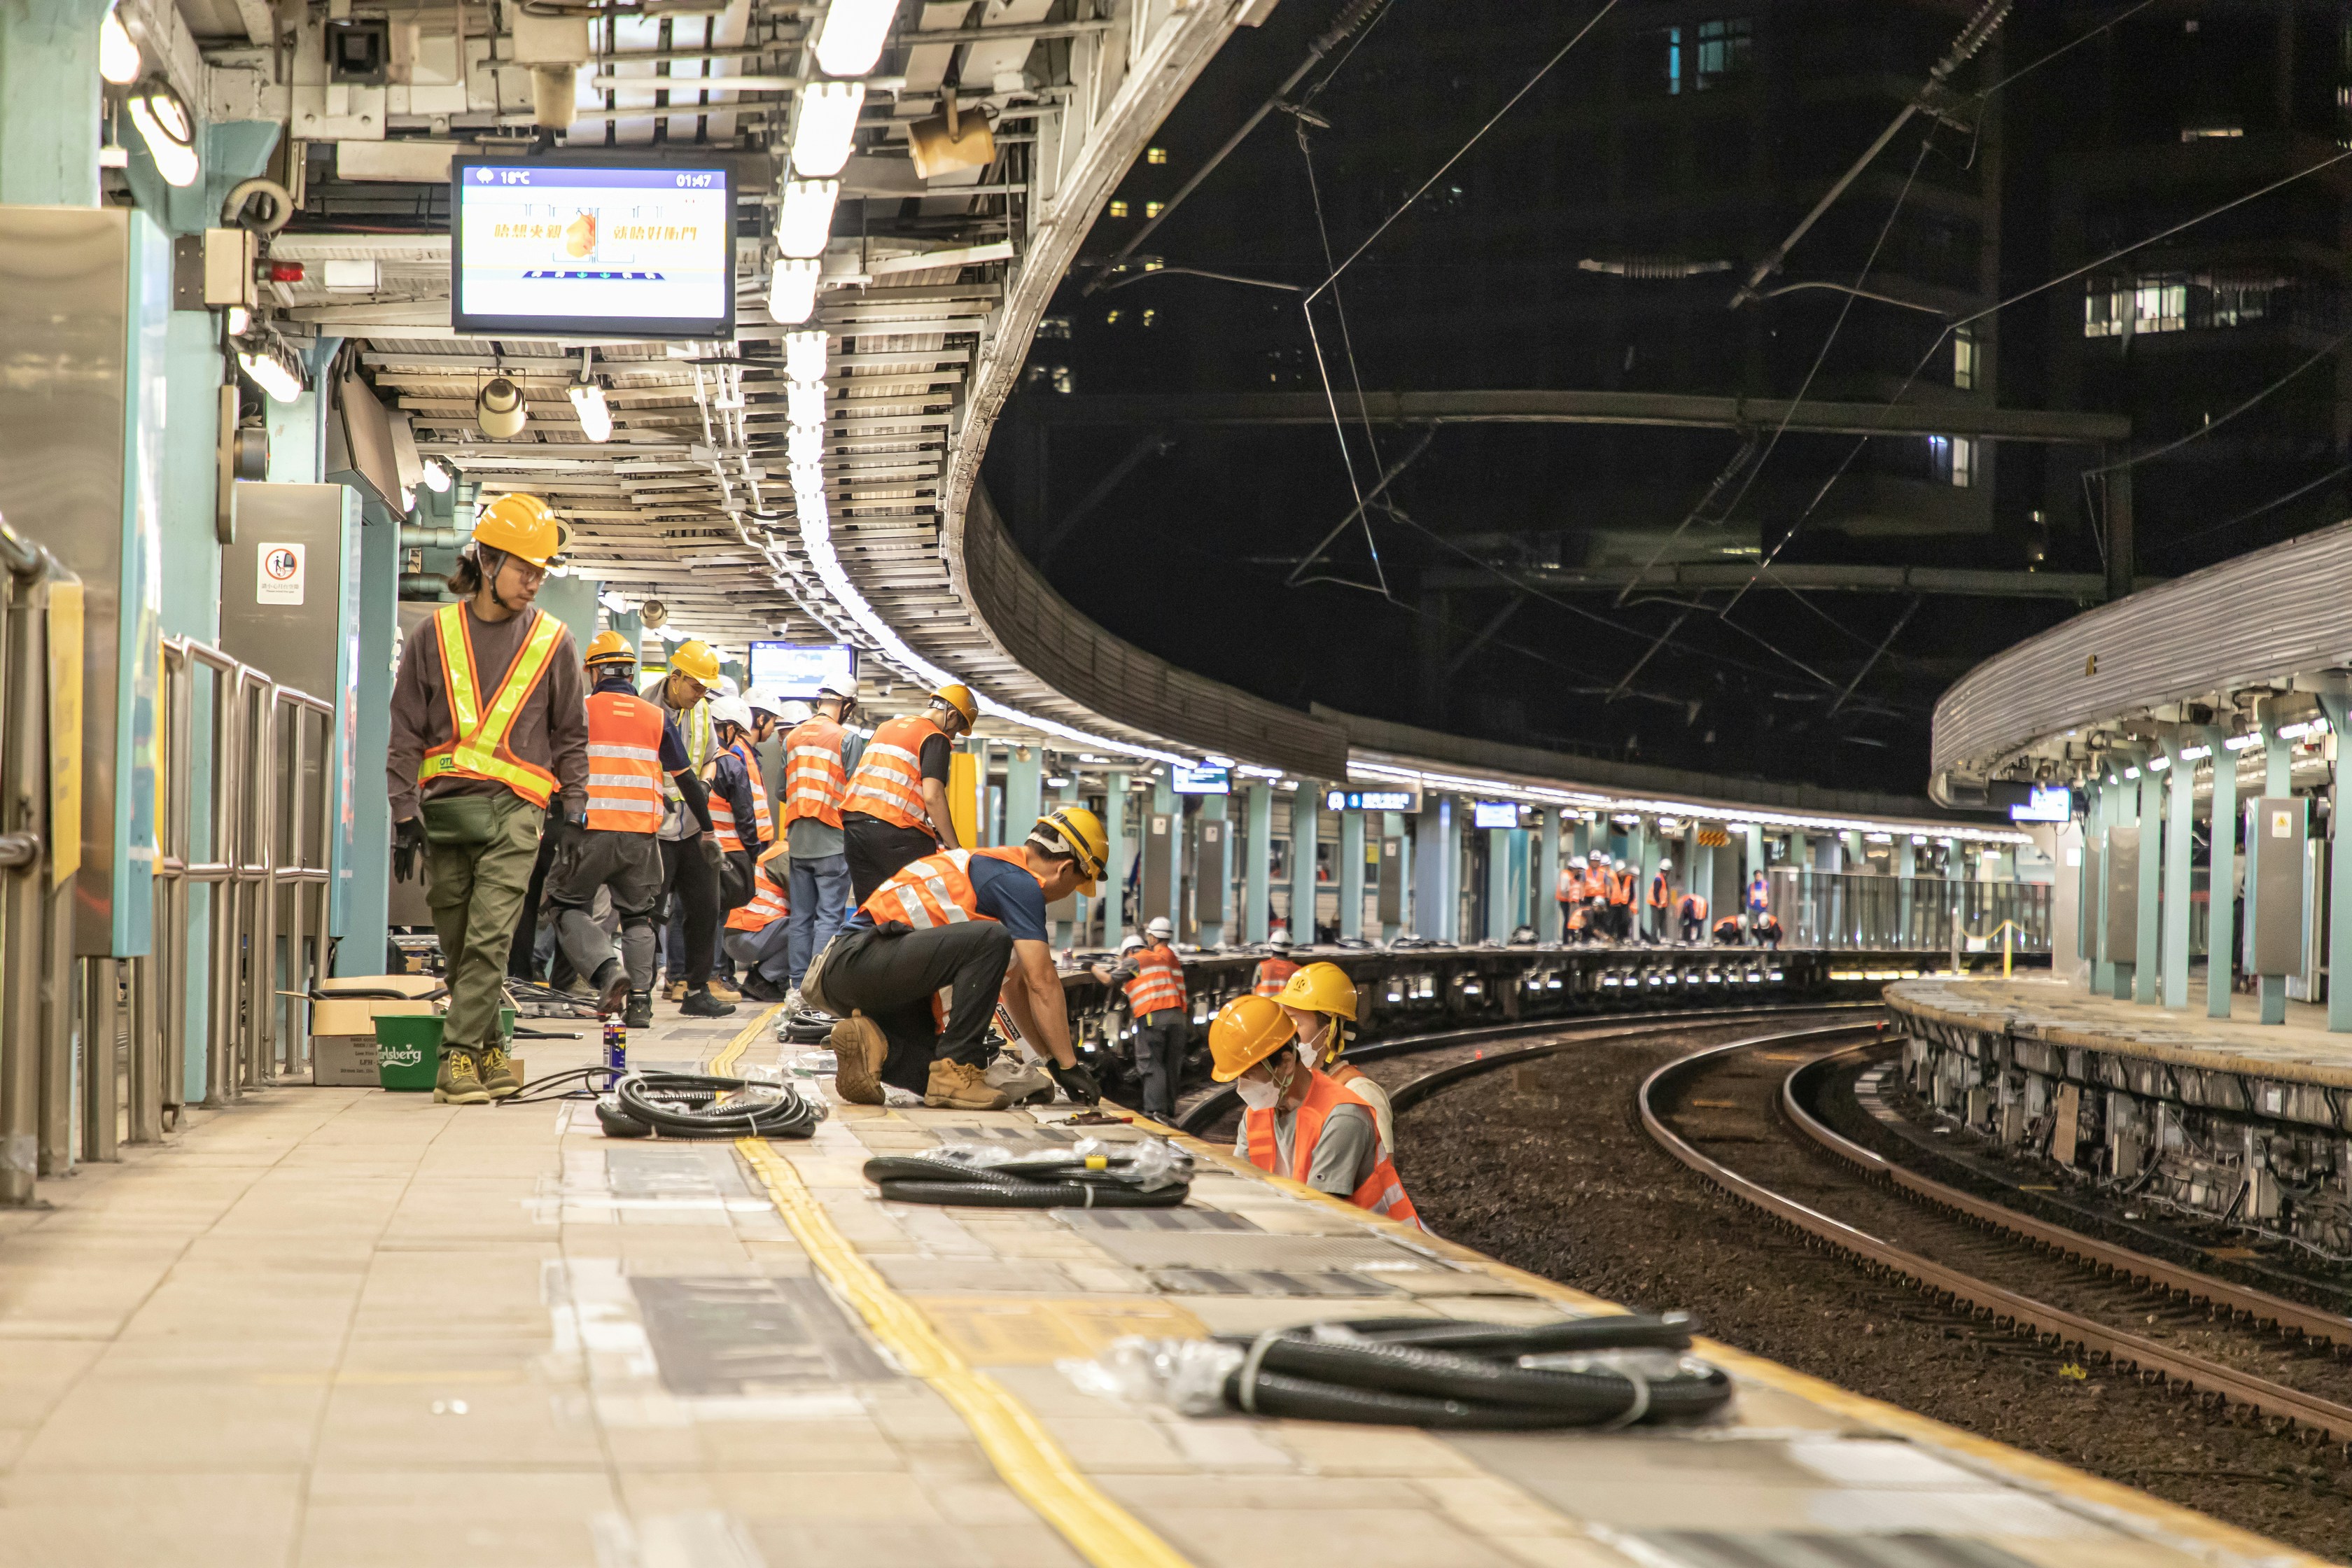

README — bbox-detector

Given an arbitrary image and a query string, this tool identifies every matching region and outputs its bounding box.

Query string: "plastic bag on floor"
[1072,1135,1190,1191]
[985,1056,1056,1105]
[1061,1336,1243,1417]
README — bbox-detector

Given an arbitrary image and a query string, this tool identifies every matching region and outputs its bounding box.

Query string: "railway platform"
[0,1004,2314,1568]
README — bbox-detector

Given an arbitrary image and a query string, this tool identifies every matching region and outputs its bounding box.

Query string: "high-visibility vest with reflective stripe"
[1678,892,1708,923]
[727,850,790,932]
[1244,1070,1422,1230]
[582,690,665,832]
[710,785,746,853]
[1252,957,1297,998]
[1748,874,1770,913]
[843,714,943,831]
[1125,942,1186,1016]
[860,845,1032,929]
[707,750,765,854]
[1608,870,1634,906]
[732,738,774,844]
[1648,873,1672,911]
[653,693,715,808]
[781,715,848,830]
[418,603,564,807]
[1557,867,1584,901]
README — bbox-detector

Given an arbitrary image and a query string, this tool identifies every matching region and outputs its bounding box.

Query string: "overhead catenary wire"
[2146,459,2352,558]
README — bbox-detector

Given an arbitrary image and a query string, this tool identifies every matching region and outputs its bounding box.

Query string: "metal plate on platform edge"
[1635,1532,2038,1568]
[1149,1267,1401,1298]
[1053,1208,1262,1233]
[1071,1229,1448,1271]
[629,1276,897,1394]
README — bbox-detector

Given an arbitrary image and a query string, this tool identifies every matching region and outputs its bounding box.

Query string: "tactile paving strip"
[1147,1267,1400,1298]
[1054,1209,1262,1233]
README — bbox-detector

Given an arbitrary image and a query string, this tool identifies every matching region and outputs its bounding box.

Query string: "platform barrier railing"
[1769,868,2051,954]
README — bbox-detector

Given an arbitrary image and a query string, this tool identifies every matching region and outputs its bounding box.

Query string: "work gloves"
[1046,1060,1101,1106]
[392,816,426,882]
[697,833,723,871]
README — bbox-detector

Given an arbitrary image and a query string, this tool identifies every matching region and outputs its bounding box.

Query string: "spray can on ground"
[603,1015,626,1079]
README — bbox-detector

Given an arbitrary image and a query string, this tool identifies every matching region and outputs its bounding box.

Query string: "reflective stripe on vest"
[1648,874,1671,910]
[582,691,666,832]
[843,715,941,831]
[710,789,745,853]
[732,738,774,843]
[659,696,715,806]
[727,858,790,932]
[782,716,848,829]
[860,845,1032,930]
[1678,893,1707,922]
[417,604,564,807]
[1125,943,1186,1016]
[1609,871,1634,905]
[1252,957,1297,998]
[1557,869,1582,901]
[1242,1070,1423,1230]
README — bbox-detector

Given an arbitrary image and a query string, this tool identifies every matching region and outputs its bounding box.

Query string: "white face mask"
[1296,1042,1320,1071]
[1234,1075,1280,1110]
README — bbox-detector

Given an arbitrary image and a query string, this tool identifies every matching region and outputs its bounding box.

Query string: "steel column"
[2161,741,2194,1010]
[1338,807,1364,941]
[2135,760,2162,1005]
[1242,783,1270,944]
[1289,784,1320,943]
[1537,810,1562,943]
[1102,771,1128,940]
[2204,727,2239,1019]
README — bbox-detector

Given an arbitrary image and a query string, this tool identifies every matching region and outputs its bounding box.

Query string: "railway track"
[1637,1029,2352,1447]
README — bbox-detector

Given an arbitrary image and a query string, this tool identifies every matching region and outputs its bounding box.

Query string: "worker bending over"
[840,682,977,902]
[646,640,731,1016]
[546,630,718,1030]
[1676,888,1709,945]
[724,845,794,997]
[1090,915,1188,1124]
[780,678,861,1003]
[387,494,587,1105]
[1712,913,1744,946]
[1251,929,1297,997]
[1275,961,1393,1154]
[811,806,1108,1111]
[1210,995,1421,1228]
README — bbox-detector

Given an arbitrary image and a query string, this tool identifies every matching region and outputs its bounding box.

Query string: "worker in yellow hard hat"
[386,491,588,1104]
[642,636,734,1017]
[808,805,1109,1112]
[839,680,981,903]
[1210,995,1421,1226]
[1275,961,1392,1154]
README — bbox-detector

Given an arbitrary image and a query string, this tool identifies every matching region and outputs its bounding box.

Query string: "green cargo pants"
[423,792,545,1049]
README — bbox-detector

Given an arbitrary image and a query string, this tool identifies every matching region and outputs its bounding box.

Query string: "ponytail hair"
[445,545,503,597]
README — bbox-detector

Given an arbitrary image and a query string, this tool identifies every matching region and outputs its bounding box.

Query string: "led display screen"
[451,160,735,338]
[1471,801,1522,830]
[1171,765,1231,795]
[2009,783,2074,823]
[747,640,856,699]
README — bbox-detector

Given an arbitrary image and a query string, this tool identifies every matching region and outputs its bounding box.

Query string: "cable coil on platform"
[594,1071,828,1140]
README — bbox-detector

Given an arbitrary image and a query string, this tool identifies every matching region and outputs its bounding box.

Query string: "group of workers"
[1553,855,1782,948]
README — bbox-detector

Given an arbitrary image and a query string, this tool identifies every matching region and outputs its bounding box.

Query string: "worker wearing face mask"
[1209,995,1420,1227]
[1273,960,1392,1154]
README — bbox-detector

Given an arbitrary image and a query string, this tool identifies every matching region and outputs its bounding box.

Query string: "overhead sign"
[2008,784,2073,823]
[451,160,736,339]
[1471,800,1522,830]
[747,640,856,700]
[1326,786,1422,814]
[1171,764,1229,796]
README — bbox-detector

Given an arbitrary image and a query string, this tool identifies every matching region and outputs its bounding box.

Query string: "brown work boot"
[663,979,688,1003]
[434,1047,491,1105]
[477,1043,522,1100]
[830,1011,887,1105]
[925,1058,1011,1112]
[706,976,743,1003]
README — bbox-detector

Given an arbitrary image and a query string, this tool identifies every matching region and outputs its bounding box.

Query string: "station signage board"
[1324,786,1421,813]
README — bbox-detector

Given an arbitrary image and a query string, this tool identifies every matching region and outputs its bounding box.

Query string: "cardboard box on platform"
[312,975,442,1086]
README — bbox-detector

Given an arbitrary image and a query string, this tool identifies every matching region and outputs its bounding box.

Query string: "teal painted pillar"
[2320,697,2352,1030]
[1382,809,1408,942]
[1151,775,1178,932]
[1102,771,1128,939]
[1003,745,1042,841]
[158,313,222,1086]
[340,510,398,977]
[2090,781,2114,996]
[1196,791,1228,947]
[2135,760,2162,1004]
[610,608,644,659]
[2204,729,2239,1019]
[1485,827,1511,942]
[534,573,601,651]
[1289,783,1320,943]
[0,0,107,206]
[1896,836,1916,947]
[1412,797,1451,941]
[1243,782,1272,942]
[2250,723,2293,1023]
[2161,741,2194,1010]
[1338,806,1364,940]
[1537,809,1562,942]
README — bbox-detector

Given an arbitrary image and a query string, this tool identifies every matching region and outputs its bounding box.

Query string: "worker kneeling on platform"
[1275,961,1394,1155]
[811,806,1109,1112]
[1213,994,1422,1228]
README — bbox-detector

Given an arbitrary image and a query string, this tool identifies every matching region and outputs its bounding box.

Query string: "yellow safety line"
[734,1136,1194,1568]
[708,1002,780,1076]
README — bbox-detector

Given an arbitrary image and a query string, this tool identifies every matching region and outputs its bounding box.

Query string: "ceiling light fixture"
[789,80,864,178]
[419,456,453,492]
[783,328,830,384]
[811,0,897,78]
[127,76,199,188]
[775,179,840,259]
[787,382,827,427]
[234,337,306,405]
[476,376,528,439]
[769,256,821,326]
[99,4,141,84]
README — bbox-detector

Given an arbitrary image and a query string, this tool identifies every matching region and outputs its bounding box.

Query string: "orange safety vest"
[418,603,565,807]
[1678,892,1708,922]
[1648,873,1672,910]
[1252,956,1298,997]
[1607,869,1634,906]
[844,713,945,831]
[781,714,848,829]
[727,848,790,932]
[1244,1070,1422,1229]
[707,740,774,854]
[1126,941,1186,1016]
[1556,867,1583,901]
[582,690,665,833]
[861,845,1034,929]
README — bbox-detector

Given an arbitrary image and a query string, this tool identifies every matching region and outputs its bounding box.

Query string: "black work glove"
[393,816,426,882]
[1046,1060,1100,1105]
[696,833,722,870]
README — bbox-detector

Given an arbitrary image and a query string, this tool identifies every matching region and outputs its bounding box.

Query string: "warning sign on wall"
[257,542,306,606]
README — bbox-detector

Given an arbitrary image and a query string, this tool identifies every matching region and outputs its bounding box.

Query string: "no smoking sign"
[256,542,307,606]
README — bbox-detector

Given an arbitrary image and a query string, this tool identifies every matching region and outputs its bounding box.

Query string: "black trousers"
[1130,1009,1184,1123]
[821,921,1013,1096]
[844,812,941,904]
[507,805,565,979]
[658,836,720,988]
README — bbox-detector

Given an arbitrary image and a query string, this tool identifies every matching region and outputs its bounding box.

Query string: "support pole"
[2161,739,2194,1009]
[1243,783,1271,943]
[1338,806,1364,941]
[1002,746,1042,844]
[1485,827,1511,943]
[1195,791,1228,948]
[1537,809,1562,943]
[1102,771,1128,939]
[2260,721,2292,1024]
[2323,695,2352,1031]
[2089,780,2113,997]
[2135,757,2162,1004]
[1289,784,1320,944]
[2204,728,2239,1020]
[1637,817,1660,944]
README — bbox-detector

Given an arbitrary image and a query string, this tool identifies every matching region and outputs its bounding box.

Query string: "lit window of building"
[1145,146,1168,165]
[1144,200,1164,218]
[2180,125,2244,141]
[1952,326,1975,390]
[1695,18,1751,90]
[1107,200,1130,218]
[1660,25,1681,94]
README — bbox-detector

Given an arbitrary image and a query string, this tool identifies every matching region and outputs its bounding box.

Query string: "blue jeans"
[724,920,793,985]
[787,851,853,988]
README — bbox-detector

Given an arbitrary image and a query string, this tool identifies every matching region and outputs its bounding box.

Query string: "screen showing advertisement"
[1171,765,1231,796]
[747,641,856,699]
[2009,783,2073,823]
[1471,801,1521,830]
[452,162,734,337]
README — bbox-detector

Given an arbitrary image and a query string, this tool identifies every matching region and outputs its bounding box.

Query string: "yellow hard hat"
[669,640,722,685]
[1277,961,1358,1021]
[584,629,634,666]
[1035,804,1108,895]
[930,682,979,729]
[472,492,568,567]
[1209,994,1297,1084]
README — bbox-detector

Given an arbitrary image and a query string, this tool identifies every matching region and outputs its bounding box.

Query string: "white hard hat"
[708,696,754,730]
[744,686,787,718]
[1118,932,1144,953]
[1658,858,1672,870]
[1145,916,1174,940]
[815,678,856,704]
[780,699,815,725]
[1268,927,1292,950]
[715,673,741,698]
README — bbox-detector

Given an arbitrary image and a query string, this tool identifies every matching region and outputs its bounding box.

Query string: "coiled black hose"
[861,1149,1190,1208]
[1216,1315,1730,1429]
[606,1072,826,1140]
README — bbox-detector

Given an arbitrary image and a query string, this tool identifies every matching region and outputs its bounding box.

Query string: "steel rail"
[1639,1032,2352,1445]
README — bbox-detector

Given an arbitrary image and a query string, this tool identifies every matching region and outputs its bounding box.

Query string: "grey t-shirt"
[1235,1098,1378,1199]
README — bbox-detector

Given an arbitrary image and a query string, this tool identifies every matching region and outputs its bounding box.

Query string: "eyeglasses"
[505,559,550,587]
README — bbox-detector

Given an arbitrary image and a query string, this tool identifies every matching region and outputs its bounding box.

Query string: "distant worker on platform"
[1713,913,1744,946]
[1275,961,1393,1154]
[1755,910,1784,949]
[1606,858,1635,942]
[1676,887,1709,945]
[1748,867,1772,923]
[1646,858,1674,944]
[1089,915,1189,1124]
[703,695,772,991]
[841,682,979,902]
[1210,995,1421,1227]
[387,493,588,1106]
[546,629,719,1030]
[1556,853,1587,938]
[647,639,733,1017]
[1252,929,1298,997]
[813,806,1108,1111]
[723,844,794,1000]
[780,678,862,1006]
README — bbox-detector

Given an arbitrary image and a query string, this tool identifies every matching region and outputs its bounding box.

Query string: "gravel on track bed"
[1394,1023,2352,1560]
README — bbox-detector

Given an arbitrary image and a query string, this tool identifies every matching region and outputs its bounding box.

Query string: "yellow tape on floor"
[735,1136,1194,1568]
[708,1003,781,1075]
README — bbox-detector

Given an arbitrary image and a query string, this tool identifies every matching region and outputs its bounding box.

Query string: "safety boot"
[590,958,630,1018]
[705,976,743,1003]
[740,972,788,1003]
[925,1058,1011,1112]
[680,986,738,1018]
[663,979,689,1003]
[830,1012,888,1106]
[434,1047,491,1105]
[623,990,654,1030]
[477,1042,522,1100]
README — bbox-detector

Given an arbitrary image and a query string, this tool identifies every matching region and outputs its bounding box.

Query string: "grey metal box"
[2104,824,2139,960]
[2249,794,2307,976]
[1378,834,1404,924]
[2082,834,2102,960]
[1141,811,1174,930]
[1194,816,1228,930]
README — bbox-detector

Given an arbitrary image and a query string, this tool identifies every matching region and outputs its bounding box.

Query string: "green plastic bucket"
[374,1015,442,1091]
